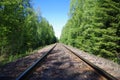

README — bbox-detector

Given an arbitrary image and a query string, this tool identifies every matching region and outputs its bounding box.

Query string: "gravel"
[29,44,106,80]
[0,43,119,80]
[63,43,120,80]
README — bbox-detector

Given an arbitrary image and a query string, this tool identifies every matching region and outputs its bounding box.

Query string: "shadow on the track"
[29,49,103,80]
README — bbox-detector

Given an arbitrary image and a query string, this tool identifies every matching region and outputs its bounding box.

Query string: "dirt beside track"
[0,44,55,80]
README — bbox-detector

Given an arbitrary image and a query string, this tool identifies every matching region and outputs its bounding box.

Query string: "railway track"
[15,43,118,80]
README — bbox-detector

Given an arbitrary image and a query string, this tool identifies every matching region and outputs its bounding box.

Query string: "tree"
[0,0,56,59]
[60,0,120,63]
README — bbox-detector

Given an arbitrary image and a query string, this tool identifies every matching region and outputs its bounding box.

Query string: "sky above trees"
[32,0,70,38]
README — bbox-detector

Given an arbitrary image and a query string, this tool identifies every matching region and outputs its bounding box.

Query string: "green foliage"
[60,0,120,63]
[0,0,57,64]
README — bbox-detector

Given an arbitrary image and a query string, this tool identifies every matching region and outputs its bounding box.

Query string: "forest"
[0,0,57,65]
[60,0,120,64]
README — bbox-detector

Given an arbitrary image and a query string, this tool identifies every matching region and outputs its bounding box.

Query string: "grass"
[0,46,44,67]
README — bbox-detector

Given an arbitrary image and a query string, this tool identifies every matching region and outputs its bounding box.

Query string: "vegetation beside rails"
[0,46,44,66]
[0,0,57,66]
[60,0,120,64]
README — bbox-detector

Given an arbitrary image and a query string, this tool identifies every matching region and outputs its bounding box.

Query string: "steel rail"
[63,44,118,80]
[16,43,57,80]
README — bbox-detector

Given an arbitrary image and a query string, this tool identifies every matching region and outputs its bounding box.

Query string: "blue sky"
[32,0,70,38]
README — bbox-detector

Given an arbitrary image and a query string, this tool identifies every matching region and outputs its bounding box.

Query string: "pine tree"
[60,0,120,63]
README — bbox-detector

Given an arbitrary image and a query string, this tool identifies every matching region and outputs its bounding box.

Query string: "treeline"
[0,0,57,57]
[60,0,120,63]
